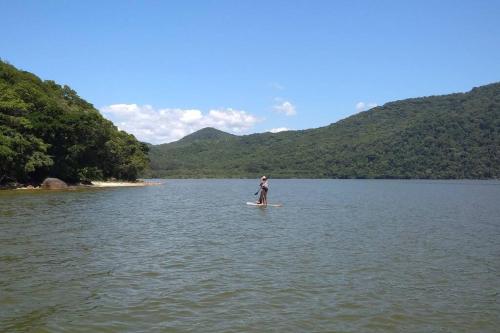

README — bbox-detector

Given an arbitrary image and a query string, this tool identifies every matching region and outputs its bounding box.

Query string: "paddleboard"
[246,202,283,207]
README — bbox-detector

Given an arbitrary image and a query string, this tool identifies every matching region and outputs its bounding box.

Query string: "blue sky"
[2,0,499,143]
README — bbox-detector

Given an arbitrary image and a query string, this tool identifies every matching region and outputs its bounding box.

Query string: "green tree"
[0,59,149,184]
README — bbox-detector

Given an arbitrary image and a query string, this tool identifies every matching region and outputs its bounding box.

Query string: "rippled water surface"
[1,179,499,332]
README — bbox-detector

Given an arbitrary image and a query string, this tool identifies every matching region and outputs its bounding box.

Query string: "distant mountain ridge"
[174,127,236,145]
[148,82,500,179]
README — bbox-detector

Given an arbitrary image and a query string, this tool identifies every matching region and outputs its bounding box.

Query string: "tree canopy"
[0,60,149,185]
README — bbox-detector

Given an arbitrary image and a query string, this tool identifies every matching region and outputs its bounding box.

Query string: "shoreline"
[6,180,163,191]
[90,180,163,187]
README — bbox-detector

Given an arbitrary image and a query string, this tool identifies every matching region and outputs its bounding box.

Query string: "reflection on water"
[1,180,500,332]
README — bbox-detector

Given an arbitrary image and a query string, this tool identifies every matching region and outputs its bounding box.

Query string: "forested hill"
[0,60,149,185]
[149,82,500,179]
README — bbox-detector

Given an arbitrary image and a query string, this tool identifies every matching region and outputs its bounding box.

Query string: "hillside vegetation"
[149,83,500,179]
[0,60,148,185]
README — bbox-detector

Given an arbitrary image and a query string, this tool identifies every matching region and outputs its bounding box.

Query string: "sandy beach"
[90,181,163,187]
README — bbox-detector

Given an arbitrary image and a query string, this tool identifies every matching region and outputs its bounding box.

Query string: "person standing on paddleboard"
[257,176,269,205]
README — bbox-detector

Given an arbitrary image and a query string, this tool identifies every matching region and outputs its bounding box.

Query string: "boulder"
[41,177,68,189]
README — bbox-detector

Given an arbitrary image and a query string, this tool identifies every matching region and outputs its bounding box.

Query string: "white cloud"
[355,101,378,112]
[269,127,291,133]
[100,104,259,144]
[273,100,296,116]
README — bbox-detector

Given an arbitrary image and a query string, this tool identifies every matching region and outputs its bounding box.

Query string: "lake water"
[1,179,499,332]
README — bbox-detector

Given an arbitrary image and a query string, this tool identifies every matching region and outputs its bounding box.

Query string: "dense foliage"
[149,83,500,179]
[0,60,149,185]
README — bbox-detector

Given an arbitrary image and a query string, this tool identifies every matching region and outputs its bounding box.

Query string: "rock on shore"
[41,177,68,189]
